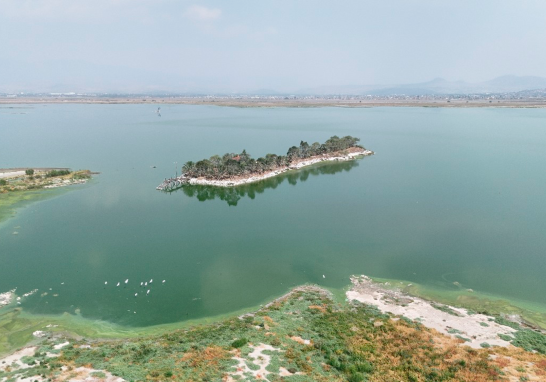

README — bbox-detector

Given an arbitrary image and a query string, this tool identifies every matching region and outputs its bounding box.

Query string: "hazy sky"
[1,0,545,93]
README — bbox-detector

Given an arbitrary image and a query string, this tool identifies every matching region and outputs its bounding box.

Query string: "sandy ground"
[0,343,124,382]
[158,149,373,189]
[226,343,303,382]
[0,171,26,179]
[347,275,518,349]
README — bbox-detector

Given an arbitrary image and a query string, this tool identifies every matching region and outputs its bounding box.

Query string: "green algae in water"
[0,190,56,225]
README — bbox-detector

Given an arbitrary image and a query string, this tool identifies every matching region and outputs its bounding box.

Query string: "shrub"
[25,169,34,176]
[0,179,7,186]
[348,372,367,382]
[73,171,91,180]
[46,169,71,178]
[231,338,248,348]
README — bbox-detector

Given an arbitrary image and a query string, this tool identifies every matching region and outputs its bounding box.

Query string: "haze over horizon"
[1,1,546,94]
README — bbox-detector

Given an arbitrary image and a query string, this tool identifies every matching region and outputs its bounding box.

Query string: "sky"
[1,0,546,93]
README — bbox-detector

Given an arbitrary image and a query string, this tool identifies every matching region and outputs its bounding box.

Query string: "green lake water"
[1,104,546,329]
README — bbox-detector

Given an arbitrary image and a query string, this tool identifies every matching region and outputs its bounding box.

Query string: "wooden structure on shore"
[156,176,185,192]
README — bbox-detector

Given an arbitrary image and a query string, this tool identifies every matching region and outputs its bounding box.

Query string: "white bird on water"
[135,293,138,297]
[125,279,129,284]
[145,282,147,286]
[140,282,143,286]
[162,280,165,283]
[116,282,120,287]
[323,275,325,278]
[149,279,153,283]
[104,281,108,285]
[147,290,150,295]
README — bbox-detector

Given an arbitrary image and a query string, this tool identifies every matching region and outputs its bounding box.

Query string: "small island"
[158,135,373,190]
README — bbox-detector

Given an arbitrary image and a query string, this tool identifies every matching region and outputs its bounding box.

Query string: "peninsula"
[157,135,373,190]
[0,168,92,192]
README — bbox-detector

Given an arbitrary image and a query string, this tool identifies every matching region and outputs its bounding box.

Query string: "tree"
[182,161,195,175]
[287,146,300,160]
[25,169,34,176]
[299,141,310,158]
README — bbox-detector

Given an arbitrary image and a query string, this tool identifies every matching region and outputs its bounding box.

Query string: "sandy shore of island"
[159,148,373,189]
[347,275,520,349]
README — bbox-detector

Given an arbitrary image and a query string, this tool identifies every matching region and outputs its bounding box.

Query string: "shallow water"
[1,104,546,327]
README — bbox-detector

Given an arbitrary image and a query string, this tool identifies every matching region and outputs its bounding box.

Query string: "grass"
[494,317,546,354]
[431,304,461,317]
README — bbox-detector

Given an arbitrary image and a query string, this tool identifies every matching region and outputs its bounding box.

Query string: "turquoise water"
[1,104,546,327]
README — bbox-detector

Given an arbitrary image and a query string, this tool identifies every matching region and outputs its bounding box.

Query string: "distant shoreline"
[2,97,546,108]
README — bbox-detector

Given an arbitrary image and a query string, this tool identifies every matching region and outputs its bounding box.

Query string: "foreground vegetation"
[2,286,546,382]
[181,135,364,180]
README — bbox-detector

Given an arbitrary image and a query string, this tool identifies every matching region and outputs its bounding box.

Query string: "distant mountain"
[2,62,545,97]
[296,75,546,96]
[479,75,546,92]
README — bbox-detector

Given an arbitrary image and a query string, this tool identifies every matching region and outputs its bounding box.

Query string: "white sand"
[0,347,37,373]
[58,367,126,382]
[347,275,517,349]
[0,344,124,382]
[0,171,26,179]
[227,343,282,382]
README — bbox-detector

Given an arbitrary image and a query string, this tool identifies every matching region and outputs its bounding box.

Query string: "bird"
[116,282,120,287]
[323,275,325,278]
[145,282,147,286]
[149,279,153,283]
[125,279,129,284]
[162,280,165,283]
[146,290,150,295]
[105,281,108,285]
[140,282,143,286]
[135,293,138,297]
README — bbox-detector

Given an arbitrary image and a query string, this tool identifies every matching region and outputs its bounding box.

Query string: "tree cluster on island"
[181,135,364,180]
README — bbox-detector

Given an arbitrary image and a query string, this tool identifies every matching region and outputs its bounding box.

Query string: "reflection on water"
[175,160,360,206]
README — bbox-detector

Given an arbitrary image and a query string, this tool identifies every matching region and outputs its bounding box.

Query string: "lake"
[1,104,546,328]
